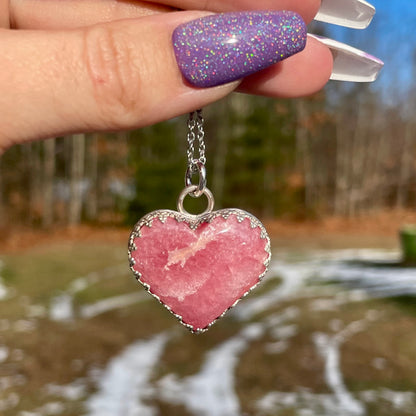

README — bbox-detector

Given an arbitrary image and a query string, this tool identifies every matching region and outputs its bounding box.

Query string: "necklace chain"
[185,110,207,197]
[187,110,206,171]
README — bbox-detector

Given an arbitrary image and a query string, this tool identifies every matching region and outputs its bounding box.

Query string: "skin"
[0,0,333,152]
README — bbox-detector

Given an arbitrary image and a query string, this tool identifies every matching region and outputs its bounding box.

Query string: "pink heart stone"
[128,209,271,332]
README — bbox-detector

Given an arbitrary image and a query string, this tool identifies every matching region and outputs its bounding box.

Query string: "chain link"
[185,110,207,197]
[187,110,206,171]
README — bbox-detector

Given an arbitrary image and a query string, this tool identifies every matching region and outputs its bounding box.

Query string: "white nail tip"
[309,34,384,82]
[315,0,375,29]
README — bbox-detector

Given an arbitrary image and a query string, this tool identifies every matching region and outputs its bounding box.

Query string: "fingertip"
[238,35,333,98]
[303,35,334,92]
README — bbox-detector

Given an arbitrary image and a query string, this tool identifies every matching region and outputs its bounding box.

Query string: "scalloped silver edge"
[128,208,272,334]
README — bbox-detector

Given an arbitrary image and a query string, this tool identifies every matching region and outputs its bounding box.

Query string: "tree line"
[0,83,415,228]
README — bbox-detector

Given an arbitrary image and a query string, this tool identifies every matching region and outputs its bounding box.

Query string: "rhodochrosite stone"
[128,209,271,332]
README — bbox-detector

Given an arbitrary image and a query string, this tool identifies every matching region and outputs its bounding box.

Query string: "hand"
[1,0,332,151]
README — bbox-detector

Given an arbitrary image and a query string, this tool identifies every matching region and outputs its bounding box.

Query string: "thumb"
[0,11,237,150]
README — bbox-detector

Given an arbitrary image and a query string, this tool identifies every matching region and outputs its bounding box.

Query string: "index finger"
[149,0,321,22]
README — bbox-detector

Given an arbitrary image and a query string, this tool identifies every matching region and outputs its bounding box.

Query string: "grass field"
[0,232,416,415]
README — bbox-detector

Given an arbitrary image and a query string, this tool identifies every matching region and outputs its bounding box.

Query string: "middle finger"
[11,0,173,29]
[12,0,321,30]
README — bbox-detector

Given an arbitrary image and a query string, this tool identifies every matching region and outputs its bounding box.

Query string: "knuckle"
[82,25,142,128]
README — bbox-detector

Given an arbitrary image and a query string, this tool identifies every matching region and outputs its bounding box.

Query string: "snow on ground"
[0,260,10,301]
[80,292,146,319]
[157,324,265,416]
[13,249,416,415]
[256,389,416,416]
[86,332,170,416]
[49,263,138,321]
[313,314,379,416]
[82,249,416,415]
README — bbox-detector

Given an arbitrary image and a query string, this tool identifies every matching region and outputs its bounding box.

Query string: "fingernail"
[173,11,307,88]
[309,34,384,82]
[315,0,375,29]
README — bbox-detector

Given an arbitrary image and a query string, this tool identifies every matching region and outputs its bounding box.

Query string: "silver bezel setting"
[128,208,272,333]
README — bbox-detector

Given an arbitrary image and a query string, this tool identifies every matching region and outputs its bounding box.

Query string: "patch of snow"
[80,292,146,319]
[0,345,9,363]
[0,392,20,411]
[270,324,298,341]
[68,264,127,296]
[0,280,9,300]
[313,317,375,416]
[265,307,300,327]
[304,249,416,298]
[48,264,127,322]
[49,294,74,322]
[40,402,65,415]
[310,298,339,312]
[371,357,387,371]
[13,320,36,332]
[264,340,288,354]
[264,248,416,303]
[257,391,350,415]
[45,380,87,401]
[360,389,416,411]
[329,319,344,332]
[26,304,47,319]
[0,375,27,392]
[257,388,416,416]
[10,349,24,361]
[157,323,265,416]
[233,264,312,320]
[380,389,416,410]
[0,260,10,301]
[86,332,170,416]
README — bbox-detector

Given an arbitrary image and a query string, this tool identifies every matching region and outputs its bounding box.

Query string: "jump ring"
[185,161,207,198]
[177,185,215,216]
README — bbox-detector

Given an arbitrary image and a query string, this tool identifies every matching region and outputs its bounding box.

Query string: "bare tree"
[68,134,86,226]
[85,133,99,221]
[23,142,43,224]
[0,156,4,227]
[42,138,56,228]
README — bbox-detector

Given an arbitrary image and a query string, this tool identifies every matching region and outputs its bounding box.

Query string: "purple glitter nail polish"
[172,11,307,88]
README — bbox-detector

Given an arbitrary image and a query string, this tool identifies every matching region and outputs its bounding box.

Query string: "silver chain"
[187,110,206,171]
[185,110,207,197]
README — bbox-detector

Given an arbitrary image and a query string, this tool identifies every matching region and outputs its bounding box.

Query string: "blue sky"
[324,0,416,104]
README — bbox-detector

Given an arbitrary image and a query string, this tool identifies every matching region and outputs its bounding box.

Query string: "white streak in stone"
[165,225,230,269]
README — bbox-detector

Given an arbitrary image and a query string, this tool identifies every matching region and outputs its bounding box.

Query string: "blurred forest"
[1,12,416,229]
[1,77,415,228]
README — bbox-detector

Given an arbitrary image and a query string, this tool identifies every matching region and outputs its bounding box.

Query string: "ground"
[0,211,415,415]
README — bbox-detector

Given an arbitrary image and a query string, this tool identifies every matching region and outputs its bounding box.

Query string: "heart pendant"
[128,206,271,333]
